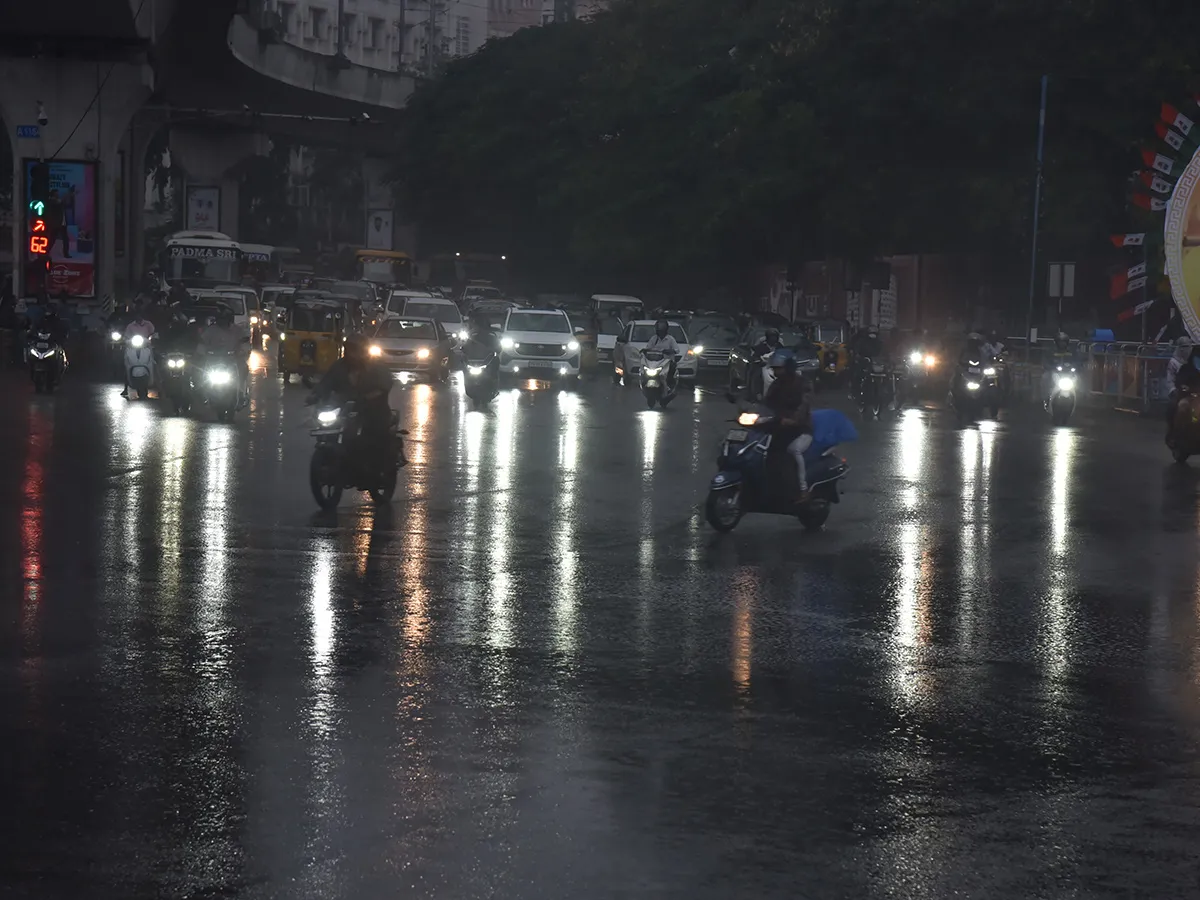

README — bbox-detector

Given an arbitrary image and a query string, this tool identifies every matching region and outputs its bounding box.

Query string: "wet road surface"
[4,353,1200,899]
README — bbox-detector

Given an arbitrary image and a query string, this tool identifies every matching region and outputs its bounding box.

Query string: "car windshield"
[630,323,687,343]
[693,325,739,347]
[597,314,627,335]
[402,301,462,325]
[813,324,844,344]
[377,319,437,339]
[212,294,248,316]
[262,290,294,309]
[290,307,339,331]
[690,315,735,335]
[465,286,503,299]
[754,328,807,347]
[332,281,373,301]
[506,312,571,334]
[471,310,509,330]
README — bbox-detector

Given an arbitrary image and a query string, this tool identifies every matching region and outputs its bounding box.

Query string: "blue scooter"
[706,408,853,532]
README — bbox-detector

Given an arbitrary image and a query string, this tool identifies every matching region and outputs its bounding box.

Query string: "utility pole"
[398,0,405,72]
[1024,74,1048,360]
[426,0,437,77]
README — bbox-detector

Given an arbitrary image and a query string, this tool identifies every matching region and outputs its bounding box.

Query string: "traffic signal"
[29,161,49,215]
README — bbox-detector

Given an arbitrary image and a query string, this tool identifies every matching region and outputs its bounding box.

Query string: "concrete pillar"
[0,58,152,303]
[170,128,270,243]
[363,155,417,256]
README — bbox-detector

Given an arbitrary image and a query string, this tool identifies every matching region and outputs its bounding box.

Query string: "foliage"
[391,0,1200,290]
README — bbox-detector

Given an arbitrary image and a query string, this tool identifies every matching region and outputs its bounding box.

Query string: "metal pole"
[398,0,405,72]
[336,0,344,57]
[1024,74,1048,361]
[427,1,436,76]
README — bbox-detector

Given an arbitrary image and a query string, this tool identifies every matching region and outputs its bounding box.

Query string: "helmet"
[1054,330,1069,350]
[765,326,780,344]
[1177,336,1193,349]
[967,332,983,341]
[768,348,797,372]
[655,318,669,338]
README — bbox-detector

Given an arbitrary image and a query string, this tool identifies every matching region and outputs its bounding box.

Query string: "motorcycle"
[903,349,939,403]
[463,348,500,406]
[124,334,156,400]
[949,358,1001,424]
[200,351,241,422]
[1046,362,1078,426]
[640,348,677,410]
[309,401,406,510]
[27,330,65,393]
[1169,385,1200,464]
[705,409,850,533]
[161,350,194,415]
[856,358,894,418]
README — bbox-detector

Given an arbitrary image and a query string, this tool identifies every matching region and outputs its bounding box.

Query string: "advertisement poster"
[367,210,394,250]
[186,185,221,231]
[1165,147,1200,339]
[25,159,97,298]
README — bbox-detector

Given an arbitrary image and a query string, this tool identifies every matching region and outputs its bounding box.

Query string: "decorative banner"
[1140,170,1174,194]
[1162,102,1194,136]
[1129,275,1149,293]
[1133,193,1169,212]
[1143,149,1176,175]
[1116,298,1155,322]
[1111,273,1149,299]
[1164,141,1200,339]
[1156,121,1187,150]
[1111,233,1146,247]
[1128,261,1148,278]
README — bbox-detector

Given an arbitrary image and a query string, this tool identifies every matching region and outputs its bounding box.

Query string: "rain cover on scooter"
[805,408,858,462]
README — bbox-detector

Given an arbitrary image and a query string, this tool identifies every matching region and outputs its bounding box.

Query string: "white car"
[190,286,253,339]
[388,293,468,346]
[499,307,583,384]
[589,294,644,364]
[613,320,698,382]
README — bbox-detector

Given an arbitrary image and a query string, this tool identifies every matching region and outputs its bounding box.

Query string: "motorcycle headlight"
[279,333,285,341]
[966,381,981,391]
[417,347,430,360]
[738,412,760,426]
[250,315,259,324]
[909,350,923,365]
[500,337,515,350]
[110,331,122,342]
[130,334,145,349]
[458,330,469,342]
[924,354,936,367]
[207,369,232,385]
[643,366,662,376]
[567,340,580,352]
[467,365,485,376]
[317,408,340,424]
[368,345,382,357]
[1057,376,1076,392]
[983,367,996,376]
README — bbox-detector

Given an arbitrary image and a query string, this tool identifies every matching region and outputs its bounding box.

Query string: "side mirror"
[574,326,585,335]
[490,323,502,331]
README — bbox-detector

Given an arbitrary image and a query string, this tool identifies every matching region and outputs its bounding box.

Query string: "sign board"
[366,209,394,251]
[16,125,40,139]
[168,245,238,260]
[1048,262,1075,298]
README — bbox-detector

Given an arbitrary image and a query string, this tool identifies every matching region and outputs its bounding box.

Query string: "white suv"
[499,308,582,384]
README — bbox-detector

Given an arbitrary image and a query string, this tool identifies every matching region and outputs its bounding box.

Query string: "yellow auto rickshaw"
[806,319,850,381]
[279,299,344,386]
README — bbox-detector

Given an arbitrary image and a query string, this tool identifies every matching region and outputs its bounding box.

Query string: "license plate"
[645,378,659,386]
[726,429,748,441]
[968,367,981,374]
[301,355,314,364]
[526,360,555,368]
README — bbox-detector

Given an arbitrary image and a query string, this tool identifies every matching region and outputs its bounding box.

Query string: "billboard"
[367,209,394,250]
[186,185,221,231]
[24,159,97,298]
[1166,148,1200,339]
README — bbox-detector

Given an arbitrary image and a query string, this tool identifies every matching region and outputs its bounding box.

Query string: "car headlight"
[909,350,923,365]
[207,369,232,385]
[966,381,980,391]
[1057,376,1076,391]
[567,340,580,352]
[691,345,705,356]
[368,345,382,357]
[279,333,285,341]
[130,334,145,348]
[317,408,340,424]
[924,354,936,367]
[643,366,662,376]
[983,367,996,376]
[738,412,759,426]
[500,337,514,350]
[168,358,185,369]
[458,330,469,342]
[417,347,430,360]
[110,331,122,342]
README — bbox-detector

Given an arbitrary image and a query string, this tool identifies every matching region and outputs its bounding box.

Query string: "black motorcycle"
[949,358,1002,424]
[463,349,500,406]
[200,350,241,422]
[161,350,194,415]
[855,357,893,418]
[28,330,65,393]
[309,401,406,510]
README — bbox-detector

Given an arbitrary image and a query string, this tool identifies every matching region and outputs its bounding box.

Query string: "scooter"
[639,348,677,410]
[200,351,241,422]
[855,358,894,418]
[706,409,851,533]
[309,400,407,510]
[1169,385,1200,464]
[28,330,66,393]
[161,350,194,415]
[949,359,1001,424]
[1046,362,1078,426]
[463,349,500,406]
[124,334,156,400]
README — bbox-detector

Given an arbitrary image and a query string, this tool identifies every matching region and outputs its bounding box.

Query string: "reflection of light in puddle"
[486,391,517,647]
[898,409,926,512]
[1043,429,1077,683]
[553,393,582,656]
[309,538,337,737]
[731,573,753,694]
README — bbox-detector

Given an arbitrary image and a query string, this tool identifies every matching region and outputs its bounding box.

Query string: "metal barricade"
[1001,338,1174,413]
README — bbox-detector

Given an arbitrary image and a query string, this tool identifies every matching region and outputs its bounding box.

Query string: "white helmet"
[1177,336,1193,349]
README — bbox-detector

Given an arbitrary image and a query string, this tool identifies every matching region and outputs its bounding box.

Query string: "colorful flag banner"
[1162,102,1194,136]
[1139,170,1174,194]
[1156,121,1186,150]
[1132,193,1168,211]
[1142,148,1176,175]
[1110,233,1146,247]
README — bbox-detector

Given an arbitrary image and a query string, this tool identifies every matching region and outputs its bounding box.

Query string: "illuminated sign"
[28,216,48,254]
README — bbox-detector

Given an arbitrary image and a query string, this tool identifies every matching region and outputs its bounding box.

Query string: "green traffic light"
[29,200,45,215]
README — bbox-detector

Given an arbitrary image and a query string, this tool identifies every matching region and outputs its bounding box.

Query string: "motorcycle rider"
[1166,336,1200,444]
[644,318,681,388]
[850,326,884,399]
[197,308,249,407]
[308,335,402,470]
[763,348,814,503]
[120,305,156,398]
[753,326,783,360]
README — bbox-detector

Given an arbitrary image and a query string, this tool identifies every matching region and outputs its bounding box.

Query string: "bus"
[355,249,412,287]
[161,230,242,288]
[424,252,509,294]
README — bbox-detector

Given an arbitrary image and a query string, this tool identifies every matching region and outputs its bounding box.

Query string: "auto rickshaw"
[279,299,344,386]
[805,319,850,382]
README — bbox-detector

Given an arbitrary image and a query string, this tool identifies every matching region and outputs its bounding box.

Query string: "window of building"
[308,5,328,41]
[341,12,357,46]
[367,16,384,49]
[278,1,296,35]
[455,16,470,56]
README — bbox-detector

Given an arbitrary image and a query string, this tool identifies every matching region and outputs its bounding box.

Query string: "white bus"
[162,230,242,288]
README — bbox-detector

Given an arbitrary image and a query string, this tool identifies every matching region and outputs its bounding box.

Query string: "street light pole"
[1024,74,1048,360]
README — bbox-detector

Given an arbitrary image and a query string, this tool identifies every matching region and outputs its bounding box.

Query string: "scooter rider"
[1040,331,1075,399]
[308,335,402,469]
[763,348,814,503]
[120,306,156,398]
[645,318,680,388]
[1166,336,1199,444]
[197,309,249,407]
[753,326,783,360]
[851,326,884,397]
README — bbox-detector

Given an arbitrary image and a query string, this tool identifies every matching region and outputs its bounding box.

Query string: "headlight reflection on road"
[898,408,926,511]
[20,412,49,646]
[730,572,754,697]
[158,418,190,593]
[553,392,582,658]
[309,538,338,739]
[891,520,934,706]
[486,390,518,649]
[198,429,234,677]
[1042,429,1078,686]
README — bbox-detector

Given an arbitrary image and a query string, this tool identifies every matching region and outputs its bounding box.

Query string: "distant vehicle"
[687,323,739,371]
[499,307,583,385]
[390,294,468,345]
[356,249,413,287]
[368,317,453,385]
[188,286,252,338]
[612,320,697,384]
[589,294,644,364]
[460,282,506,306]
[727,326,820,401]
[162,230,241,288]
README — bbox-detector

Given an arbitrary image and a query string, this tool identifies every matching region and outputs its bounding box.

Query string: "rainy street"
[5,356,1200,900]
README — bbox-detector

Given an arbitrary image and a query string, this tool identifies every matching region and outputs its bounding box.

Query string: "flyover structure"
[1,0,415,303]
